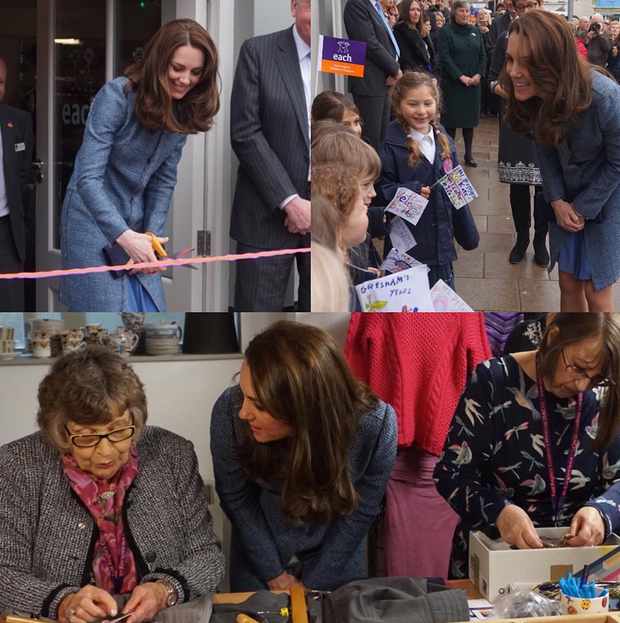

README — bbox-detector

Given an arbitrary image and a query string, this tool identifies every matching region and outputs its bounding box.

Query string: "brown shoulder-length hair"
[237,321,380,525]
[311,90,361,124]
[538,313,620,452]
[37,345,148,452]
[390,71,452,167]
[500,11,592,147]
[125,18,220,134]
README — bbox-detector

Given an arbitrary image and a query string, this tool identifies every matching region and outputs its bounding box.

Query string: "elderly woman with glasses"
[0,346,224,623]
[434,313,620,579]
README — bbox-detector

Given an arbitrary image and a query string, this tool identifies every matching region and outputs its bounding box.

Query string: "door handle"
[31,159,44,184]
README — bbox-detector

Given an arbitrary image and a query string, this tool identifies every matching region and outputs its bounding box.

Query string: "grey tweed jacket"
[0,427,224,621]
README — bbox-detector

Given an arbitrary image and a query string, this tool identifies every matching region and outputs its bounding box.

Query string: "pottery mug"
[100,332,139,356]
[32,339,52,358]
[143,323,183,341]
[62,340,86,356]
[0,340,15,354]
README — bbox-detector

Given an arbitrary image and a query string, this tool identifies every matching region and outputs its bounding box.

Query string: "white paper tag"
[14,142,25,152]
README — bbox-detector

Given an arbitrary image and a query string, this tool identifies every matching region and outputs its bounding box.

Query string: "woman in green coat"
[437,0,487,166]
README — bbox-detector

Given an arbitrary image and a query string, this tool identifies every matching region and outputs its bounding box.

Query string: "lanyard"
[536,353,583,521]
[101,533,128,594]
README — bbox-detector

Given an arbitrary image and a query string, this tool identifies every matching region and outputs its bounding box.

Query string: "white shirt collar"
[410,127,435,145]
[293,24,311,62]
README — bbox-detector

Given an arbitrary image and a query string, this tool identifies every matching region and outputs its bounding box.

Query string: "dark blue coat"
[376,120,479,267]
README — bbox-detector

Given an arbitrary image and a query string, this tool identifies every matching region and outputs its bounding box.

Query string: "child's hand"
[420,186,431,199]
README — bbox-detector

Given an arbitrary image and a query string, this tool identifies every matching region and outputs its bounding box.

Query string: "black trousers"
[510,184,548,235]
[0,215,24,311]
[234,240,310,312]
[351,93,391,150]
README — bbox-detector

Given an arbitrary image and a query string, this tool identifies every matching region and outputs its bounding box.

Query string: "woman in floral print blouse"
[434,313,620,579]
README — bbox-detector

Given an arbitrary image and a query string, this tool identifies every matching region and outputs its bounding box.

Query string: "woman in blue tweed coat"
[211,321,398,592]
[60,19,219,311]
[501,11,620,311]
[0,347,224,623]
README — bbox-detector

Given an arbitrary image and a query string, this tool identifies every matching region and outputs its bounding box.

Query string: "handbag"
[534,192,603,224]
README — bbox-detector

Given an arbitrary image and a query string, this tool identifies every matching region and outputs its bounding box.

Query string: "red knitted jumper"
[345,313,492,454]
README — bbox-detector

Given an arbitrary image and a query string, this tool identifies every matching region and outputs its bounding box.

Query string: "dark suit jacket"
[229,26,310,250]
[0,104,33,262]
[344,0,400,96]
[486,11,512,60]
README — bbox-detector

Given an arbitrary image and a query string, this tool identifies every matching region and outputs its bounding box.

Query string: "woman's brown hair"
[398,0,422,26]
[37,345,148,452]
[538,313,620,452]
[125,18,220,134]
[500,11,592,147]
[237,321,380,525]
[311,90,361,124]
[390,71,452,167]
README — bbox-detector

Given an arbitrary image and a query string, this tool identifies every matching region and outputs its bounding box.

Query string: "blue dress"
[60,78,187,311]
[434,355,620,579]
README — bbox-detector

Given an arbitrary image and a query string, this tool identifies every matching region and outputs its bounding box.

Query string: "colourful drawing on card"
[438,165,478,208]
[355,265,434,312]
[430,279,474,312]
[389,216,416,252]
[385,187,428,225]
[380,248,421,273]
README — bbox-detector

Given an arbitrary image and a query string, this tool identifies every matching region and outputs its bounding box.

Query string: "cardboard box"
[469,527,620,602]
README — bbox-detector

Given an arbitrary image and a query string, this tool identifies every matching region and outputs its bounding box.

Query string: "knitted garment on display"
[344,313,492,453]
[484,312,524,357]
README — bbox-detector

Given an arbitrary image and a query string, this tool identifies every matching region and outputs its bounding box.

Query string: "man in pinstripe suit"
[230,0,311,312]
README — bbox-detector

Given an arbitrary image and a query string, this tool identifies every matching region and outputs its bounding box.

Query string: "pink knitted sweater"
[345,313,492,454]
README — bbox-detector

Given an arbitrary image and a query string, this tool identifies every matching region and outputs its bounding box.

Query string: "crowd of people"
[312,0,620,313]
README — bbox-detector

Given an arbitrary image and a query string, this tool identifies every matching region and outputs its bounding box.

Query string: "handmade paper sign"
[438,165,478,209]
[319,35,366,77]
[430,279,474,312]
[355,265,434,312]
[389,216,416,252]
[385,187,429,225]
[380,248,423,273]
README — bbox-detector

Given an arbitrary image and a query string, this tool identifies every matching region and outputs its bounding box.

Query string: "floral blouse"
[434,355,620,579]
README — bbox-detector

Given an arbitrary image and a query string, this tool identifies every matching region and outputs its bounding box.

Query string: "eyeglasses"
[561,348,614,388]
[515,2,539,11]
[66,421,136,448]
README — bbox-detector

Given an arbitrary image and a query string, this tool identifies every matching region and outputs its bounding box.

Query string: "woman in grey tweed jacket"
[60,19,219,312]
[0,347,224,623]
[211,321,398,592]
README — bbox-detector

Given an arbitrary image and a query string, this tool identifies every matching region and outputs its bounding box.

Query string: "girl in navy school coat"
[502,11,620,312]
[376,71,479,291]
[210,321,397,592]
[60,19,219,312]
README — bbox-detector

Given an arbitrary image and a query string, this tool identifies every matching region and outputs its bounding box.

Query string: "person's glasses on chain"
[561,348,614,388]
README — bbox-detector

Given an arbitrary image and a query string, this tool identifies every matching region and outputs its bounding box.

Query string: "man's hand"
[58,586,118,623]
[121,582,169,623]
[283,197,311,235]
[586,30,595,42]
[496,504,544,550]
[551,199,586,233]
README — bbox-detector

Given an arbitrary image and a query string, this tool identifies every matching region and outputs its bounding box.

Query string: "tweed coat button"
[78,522,86,529]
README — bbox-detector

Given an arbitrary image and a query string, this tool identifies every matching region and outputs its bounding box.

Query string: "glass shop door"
[35,0,199,311]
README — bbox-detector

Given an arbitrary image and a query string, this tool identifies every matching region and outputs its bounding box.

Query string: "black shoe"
[464,157,478,167]
[533,233,549,267]
[509,234,530,264]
